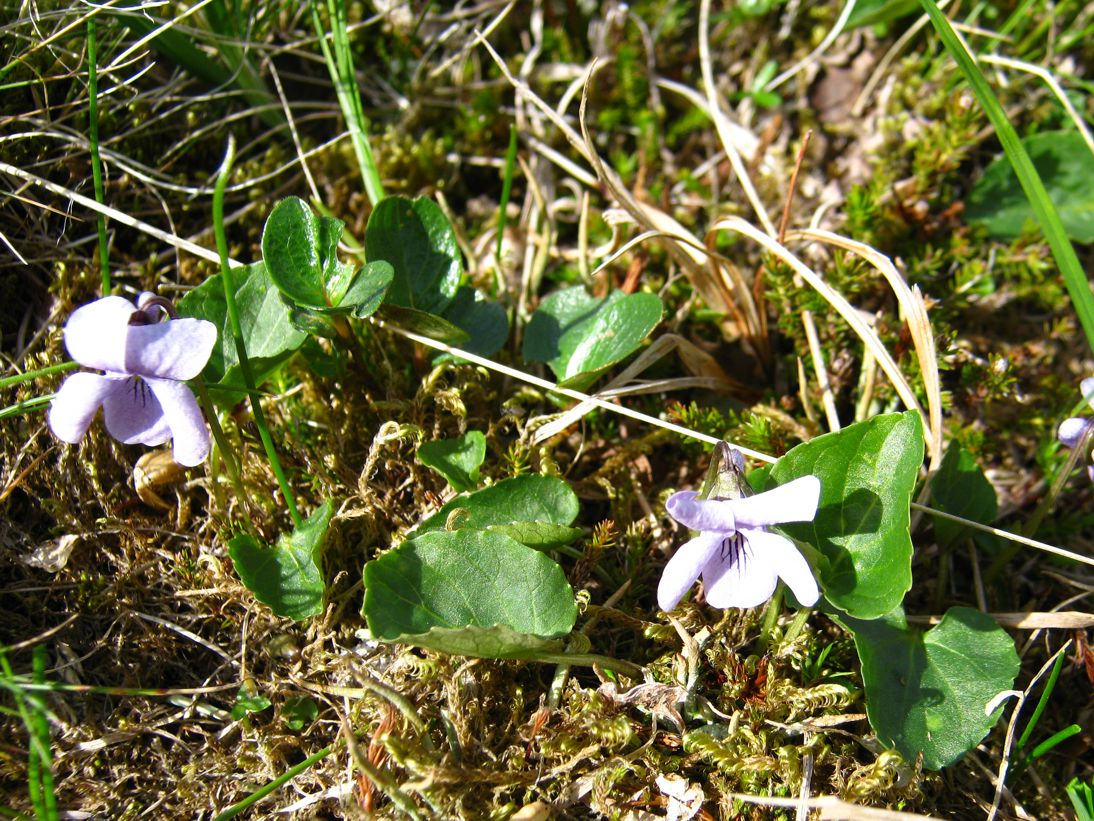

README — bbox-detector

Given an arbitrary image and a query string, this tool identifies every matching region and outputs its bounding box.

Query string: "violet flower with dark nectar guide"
[48,292,217,467]
[1058,377,1094,481]
[659,443,821,611]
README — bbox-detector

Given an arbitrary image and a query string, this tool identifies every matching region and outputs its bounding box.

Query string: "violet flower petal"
[146,377,210,466]
[63,296,135,373]
[741,529,820,606]
[657,531,724,612]
[1082,377,1094,409]
[702,540,779,609]
[731,475,821,529]
[1059,417,1092,449]
[48,372,121,443]
[125,318,217,380]
[665,490,736,532]
[101,376,171,446]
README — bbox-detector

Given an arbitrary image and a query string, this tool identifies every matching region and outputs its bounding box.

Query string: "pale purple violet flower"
[1057,377,1094,481]
[659,475,822,611]
[48,293,217,467]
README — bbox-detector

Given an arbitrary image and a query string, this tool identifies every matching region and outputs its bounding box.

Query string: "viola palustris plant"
[3,2,1094,819]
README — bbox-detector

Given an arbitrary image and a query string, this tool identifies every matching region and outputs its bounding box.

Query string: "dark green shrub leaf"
[376,303,469,345]
[439,286,508,356]
[770,412,923,619]
[261,197,359,309]
[366,196,462,314]
[228,500,333,621]
[362,530,578,658]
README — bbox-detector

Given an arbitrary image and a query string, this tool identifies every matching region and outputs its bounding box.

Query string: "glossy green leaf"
[930,442,998,551]
[845,606,1019,770]
[376,303,469,345]
[177,261,306,401]
[417,431,486,492]
[410,475,579,537]
[523,287,663,386]
[770,412,923,619]
[439,286,509,356]
[846,0,918,29]
[228,500,333,621]
[967,131,1094,243]
[262,196,358,309]
[362,529,578,658]
[342,260,394,318]
[366,196,462,314]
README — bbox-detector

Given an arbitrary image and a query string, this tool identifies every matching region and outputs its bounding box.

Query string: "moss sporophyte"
[48,293,217,466]
[659,443,821,611]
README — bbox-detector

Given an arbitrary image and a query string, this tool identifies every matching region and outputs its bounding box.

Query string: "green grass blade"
[86,17,110,295]
[1016,649,1065,750]
[0,362,78,391]
[496,125,518,264]
[918,0,1094,355]
[212,137,303,528]
[309,0,384,206]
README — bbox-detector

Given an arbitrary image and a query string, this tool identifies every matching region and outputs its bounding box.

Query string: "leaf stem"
[212,137,303,529]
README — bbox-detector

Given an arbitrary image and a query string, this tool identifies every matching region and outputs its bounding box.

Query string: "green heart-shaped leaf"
[770,412,923,619]
[845,606,1019,770]
[417,431,487,492]
[523,287,662,386]
[362,529,578,658]
[410,475,579,538]
[486,522,583,548]
[930,442,999,551]
[967,130,1094,242]
[228,500,333,621]
[365,196,462,314]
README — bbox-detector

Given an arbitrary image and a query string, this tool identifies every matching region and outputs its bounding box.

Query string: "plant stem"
[757,585,785,654]
[87,16,110,295]
[212,137,303,528]
[0,361,78,391]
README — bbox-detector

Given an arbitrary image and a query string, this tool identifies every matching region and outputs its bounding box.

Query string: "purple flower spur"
[48,292,217,467]
[659,445,821,611]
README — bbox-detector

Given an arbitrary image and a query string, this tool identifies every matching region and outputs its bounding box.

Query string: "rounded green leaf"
[417,431,486,492]
[845,606,1019,770]
[342,260,394,318]
[376,303,470,345]
[769,412,923,619]
[410,475,579,537]
[228,500,333,621]
[362,529,578,657]
[967,130,1094,242]
[262,197,357,309]
[365,196,462,314]
[523,287,663,384]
